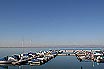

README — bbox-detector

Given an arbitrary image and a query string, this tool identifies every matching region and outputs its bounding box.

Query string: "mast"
[30,40,32,47]
[22,39,24,53]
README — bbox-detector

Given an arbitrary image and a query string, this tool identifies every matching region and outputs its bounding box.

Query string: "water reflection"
[81,66,82,69]
[0,65,8,69]
[19,66,22,69]
[92,61,95,67]
[97,62,100,65]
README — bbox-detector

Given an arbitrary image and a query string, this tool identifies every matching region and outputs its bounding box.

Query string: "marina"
[0,0,104,69]
[0,48,104,69]
[0,49,63,66]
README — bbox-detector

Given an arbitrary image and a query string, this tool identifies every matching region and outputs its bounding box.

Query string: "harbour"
[1,0,104,69]
[0,48,104,69]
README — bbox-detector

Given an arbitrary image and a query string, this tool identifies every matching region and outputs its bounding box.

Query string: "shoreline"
[0,47,103,48]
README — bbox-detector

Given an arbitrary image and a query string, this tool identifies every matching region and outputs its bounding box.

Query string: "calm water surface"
[0,48,103,69]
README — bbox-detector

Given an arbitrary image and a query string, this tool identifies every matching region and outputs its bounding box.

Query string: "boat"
[12,53,32,65]
[0,55,19,64]
[0,56,12,64]
[37,57,48,63]
[29,59,42,66]
[96,56,104,63]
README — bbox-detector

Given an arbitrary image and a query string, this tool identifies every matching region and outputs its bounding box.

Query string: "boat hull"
[0,61,12,64]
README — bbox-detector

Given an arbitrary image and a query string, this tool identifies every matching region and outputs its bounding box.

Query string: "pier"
[58,54,70,56]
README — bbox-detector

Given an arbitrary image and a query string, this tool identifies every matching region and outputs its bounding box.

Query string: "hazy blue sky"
[0,0,104,47]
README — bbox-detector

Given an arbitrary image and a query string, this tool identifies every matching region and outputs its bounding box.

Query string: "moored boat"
[0,56,9,64]
[95,56,104,63]
[29,59,42,66]
[0,55,18,64]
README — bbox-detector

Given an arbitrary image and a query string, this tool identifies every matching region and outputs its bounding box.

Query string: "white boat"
[96,56,104,63]
[29,59,42,66]
[0,56,12,64]
[37,57,48,63]
[0,61,12,64]
[0,54,20,64]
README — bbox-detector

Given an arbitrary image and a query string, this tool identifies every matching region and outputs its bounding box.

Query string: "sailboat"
[0,54,20,64]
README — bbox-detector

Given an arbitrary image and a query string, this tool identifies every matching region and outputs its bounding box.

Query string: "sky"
[0,0,104,47]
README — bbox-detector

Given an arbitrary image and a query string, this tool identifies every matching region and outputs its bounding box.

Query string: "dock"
[58,54,70,56]
[0,49,103,66]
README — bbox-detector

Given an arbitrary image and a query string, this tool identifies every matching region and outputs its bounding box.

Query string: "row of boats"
[75,50,104,63]
[1,49,103,66]
[0,50,63,66]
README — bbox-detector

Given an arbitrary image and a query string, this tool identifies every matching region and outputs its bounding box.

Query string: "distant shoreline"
[0,46,103,48]
[0,45,104,48]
